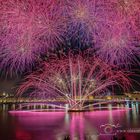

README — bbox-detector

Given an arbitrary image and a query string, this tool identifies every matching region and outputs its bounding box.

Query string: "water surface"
[0,102,140,140]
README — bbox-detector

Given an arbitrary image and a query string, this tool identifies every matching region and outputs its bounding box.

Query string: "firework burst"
[112,0,140,17]
[66,0,109,46]
[17,54,131,110]
[95,20,140,67]
[0,0,65,76]
[104,0,140,37]
[94,0,140,67]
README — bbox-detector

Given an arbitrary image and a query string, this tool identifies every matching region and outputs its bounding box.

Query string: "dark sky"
[0,78,19,96]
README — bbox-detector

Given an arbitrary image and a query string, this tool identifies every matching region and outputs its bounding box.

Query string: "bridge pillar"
[41,104,43,109]
[65,104,69,111]
[89,105,93,111]
[2,104,6,110]
[96,103,101,110]
[19,104,22,110]
[27,105,30,110]
[53,105,55,111]
[12,104,16,110]
[33,104,36,109]
[46,105,48,109]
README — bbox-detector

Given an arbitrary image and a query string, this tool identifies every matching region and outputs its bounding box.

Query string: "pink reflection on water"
[15,127,32,140]
[9,108,140,140]
[10,111,65,126]
[85,109,132,140]
[10,111,66,140]
[85,109,130,127]
[69,113,85,140]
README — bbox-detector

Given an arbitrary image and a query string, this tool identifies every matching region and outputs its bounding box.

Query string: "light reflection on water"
[0,102,140,140]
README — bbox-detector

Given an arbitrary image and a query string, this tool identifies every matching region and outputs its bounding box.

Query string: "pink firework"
[108,0,140,18]
[17,54,131,110]
[66,0,110,45]
[103,0,140,25]
[0,0,65,75]
[95,17,140,67]
[104,0,140,37]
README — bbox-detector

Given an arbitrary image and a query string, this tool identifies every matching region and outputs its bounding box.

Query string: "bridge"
[9,99,139,111]
[0,96,139,111]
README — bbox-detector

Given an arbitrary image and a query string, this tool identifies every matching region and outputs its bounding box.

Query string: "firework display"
[0,0,139,109]
[0,0,139,75]
[17,54,131,110]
